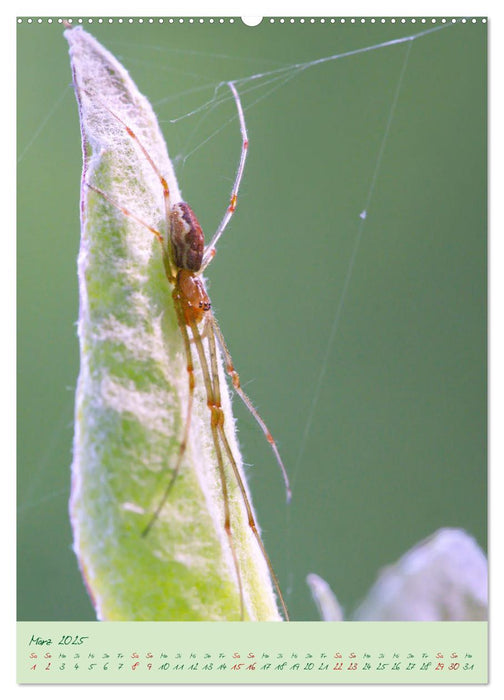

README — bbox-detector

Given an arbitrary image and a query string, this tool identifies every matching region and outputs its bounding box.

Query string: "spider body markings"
[85,82,291,621]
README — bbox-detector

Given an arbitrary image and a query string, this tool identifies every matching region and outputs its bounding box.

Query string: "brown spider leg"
[187,313,245,620]
[86,183,165,245]
[210,418,245,622]
[201,81,249,270]
[81,89,172,227]
[217,424,290,621]
[141,289,196,537]
[205,321,290,622]
[210,316,292,502]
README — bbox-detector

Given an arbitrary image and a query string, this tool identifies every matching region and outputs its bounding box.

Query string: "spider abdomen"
[169,202,205,272]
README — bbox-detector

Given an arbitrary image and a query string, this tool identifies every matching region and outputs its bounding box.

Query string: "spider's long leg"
[209,418,245,621]
[205,325,290,620]
[188,315,245,620]
[205,320,290,621]
[218,420,290,621]
[201,82,248,270]
[81,88,172,226]
[86,183,164,245]
[210,316,292,502]
[141,291,196,537]
[87,180,178,283]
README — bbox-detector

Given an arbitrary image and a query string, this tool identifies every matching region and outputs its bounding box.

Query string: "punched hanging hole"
[241,16,263,27]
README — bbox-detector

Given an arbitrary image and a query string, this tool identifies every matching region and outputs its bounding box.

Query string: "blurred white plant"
[306,573,344,621]
[308,528,487,621]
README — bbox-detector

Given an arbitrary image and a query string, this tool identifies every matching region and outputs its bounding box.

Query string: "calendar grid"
[18,621,487,684]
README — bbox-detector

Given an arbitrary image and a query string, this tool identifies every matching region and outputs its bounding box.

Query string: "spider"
[85,81,291,621]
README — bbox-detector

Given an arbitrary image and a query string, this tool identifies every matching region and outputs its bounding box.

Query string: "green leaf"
[65,26,282,621]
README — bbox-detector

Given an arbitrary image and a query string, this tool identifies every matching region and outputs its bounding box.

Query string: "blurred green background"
[17,17,487,621]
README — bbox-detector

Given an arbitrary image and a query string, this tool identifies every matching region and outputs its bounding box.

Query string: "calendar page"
[18,621,486,683]
[17,12,488,686]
